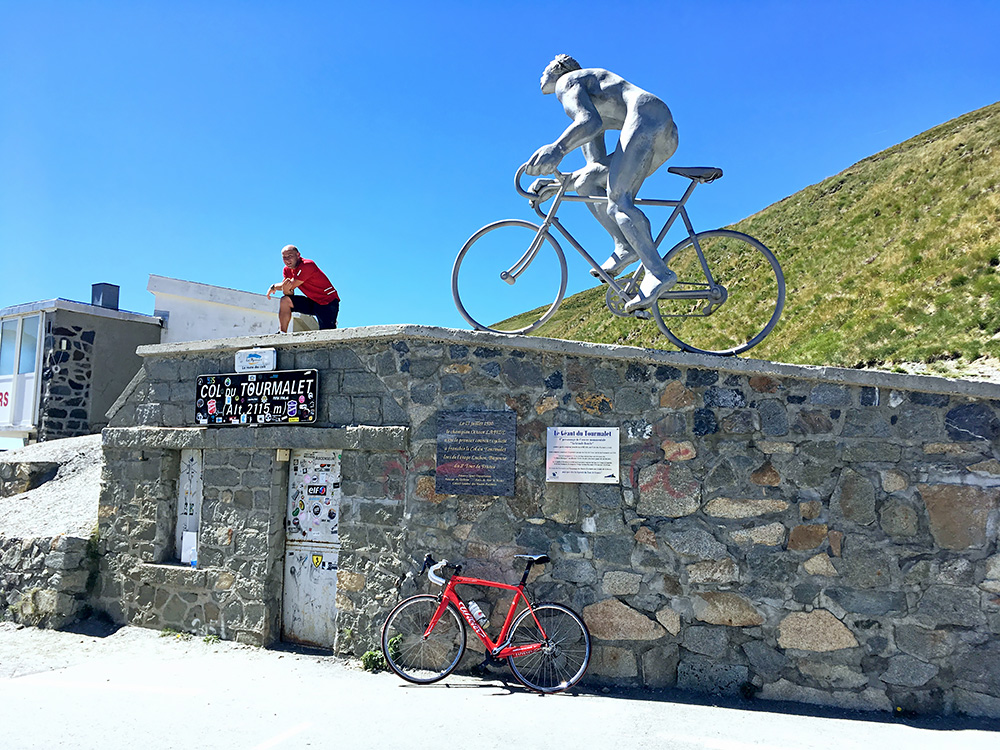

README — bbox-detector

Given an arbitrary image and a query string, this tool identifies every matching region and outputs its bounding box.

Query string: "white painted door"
[282,449,341,647]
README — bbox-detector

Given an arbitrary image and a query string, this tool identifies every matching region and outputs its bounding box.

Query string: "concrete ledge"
[134,324,1000,400]
[103,425,409,451]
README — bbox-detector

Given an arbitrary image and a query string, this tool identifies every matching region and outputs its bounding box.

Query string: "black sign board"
[195,369,318,426]
[436,410,516,497]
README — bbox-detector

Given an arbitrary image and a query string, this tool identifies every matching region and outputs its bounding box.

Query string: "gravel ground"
[0,434,102,539]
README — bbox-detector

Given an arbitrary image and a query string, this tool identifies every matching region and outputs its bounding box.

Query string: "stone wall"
[97,325,1000,717]
[38,308,160,441]
[0,534,95,627]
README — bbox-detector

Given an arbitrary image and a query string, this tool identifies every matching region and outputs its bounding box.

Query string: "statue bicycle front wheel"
[452,220,568,335]
[652,229,785,356]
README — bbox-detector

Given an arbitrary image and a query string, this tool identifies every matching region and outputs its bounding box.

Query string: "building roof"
[0,298,161,326]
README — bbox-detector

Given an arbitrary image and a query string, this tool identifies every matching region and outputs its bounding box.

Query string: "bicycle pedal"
[632,310,652,320]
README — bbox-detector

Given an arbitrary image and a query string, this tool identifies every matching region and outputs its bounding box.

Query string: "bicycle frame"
[425,572,546,659]
[510,166,720,306]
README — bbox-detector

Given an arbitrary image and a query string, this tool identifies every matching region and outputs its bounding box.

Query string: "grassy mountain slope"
[500,101,1000,369]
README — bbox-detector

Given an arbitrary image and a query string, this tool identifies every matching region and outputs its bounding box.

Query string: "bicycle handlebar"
[427,559,448,586]
[514,163,567,201]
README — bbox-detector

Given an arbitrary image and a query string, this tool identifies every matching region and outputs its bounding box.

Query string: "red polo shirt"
[284,258,339,304]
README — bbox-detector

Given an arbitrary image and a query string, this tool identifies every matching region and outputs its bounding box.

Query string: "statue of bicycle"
[451,55,784,356]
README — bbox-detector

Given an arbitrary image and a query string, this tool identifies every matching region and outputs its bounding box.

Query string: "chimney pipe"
[92,283,120,310]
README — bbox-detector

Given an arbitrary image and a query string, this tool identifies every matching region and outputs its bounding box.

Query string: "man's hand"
[525,143,565,176]
[528,177,560,204]
[266,284,276,299]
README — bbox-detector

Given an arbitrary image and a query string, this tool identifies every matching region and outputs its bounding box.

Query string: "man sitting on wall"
[266,245,340,332]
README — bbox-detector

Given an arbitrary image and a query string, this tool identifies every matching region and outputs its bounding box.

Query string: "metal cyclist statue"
[524,54,679,313]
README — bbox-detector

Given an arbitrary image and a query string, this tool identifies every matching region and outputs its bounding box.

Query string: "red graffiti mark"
[628,443,665,487]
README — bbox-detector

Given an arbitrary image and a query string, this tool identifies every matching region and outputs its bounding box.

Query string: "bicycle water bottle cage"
[668,166,723,183]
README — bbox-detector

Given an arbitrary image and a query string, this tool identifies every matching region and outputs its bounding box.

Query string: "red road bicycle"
[380,553,591,694]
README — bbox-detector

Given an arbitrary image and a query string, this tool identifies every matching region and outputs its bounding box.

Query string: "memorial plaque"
[546,427,620,483]
[436,410,516,496]
[195,369,318,426]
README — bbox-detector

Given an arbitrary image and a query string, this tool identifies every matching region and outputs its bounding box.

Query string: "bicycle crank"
[700,284,728,316]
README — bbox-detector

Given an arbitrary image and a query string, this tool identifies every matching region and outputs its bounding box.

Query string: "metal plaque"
[195,369,318,426]
[436,410,516,497]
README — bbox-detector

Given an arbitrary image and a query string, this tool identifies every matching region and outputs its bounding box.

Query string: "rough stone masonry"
[93,325,1000,719]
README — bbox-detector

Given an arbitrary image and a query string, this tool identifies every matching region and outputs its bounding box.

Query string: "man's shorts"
[288,295,339,330]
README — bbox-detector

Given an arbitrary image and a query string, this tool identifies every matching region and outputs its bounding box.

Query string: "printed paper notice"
[546,427,620,484]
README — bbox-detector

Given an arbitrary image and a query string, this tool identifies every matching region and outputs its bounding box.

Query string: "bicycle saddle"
[668,166,723,183]
[514,554,550,565]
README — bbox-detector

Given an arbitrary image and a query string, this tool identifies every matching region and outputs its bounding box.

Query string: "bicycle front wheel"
[652,230,785,356]
[507,603,591,693]
[381,595,467,684]
[452,220,568,334]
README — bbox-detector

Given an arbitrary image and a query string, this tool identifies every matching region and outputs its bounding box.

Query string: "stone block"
[575,391,612,416]
[841,410,891,438]
[879,501,919,538]
[917,484,997,549]
[692,592,762,626]
[677,655,749,697]
[758,400,789,436]
[831,468,876,526]
[952,688,1000,719]
[636,463,700,517]
[603,571,642,596]
[788,524,828,551]
[705,497,788,518]
[731,523,785,547]
[683,626,729,658]
[721,410,759,434]
[945,403,1000,442]
[704,387,747,408]
[802,554,838,577]
[655,606,681,635]
[743,640,787,680]
[797,659,868,689]
[583,598,665,641]
[914,585,987,628]
[693,408,718,436]
[809,383,851,406]
[660,381,696,409]
[750,461,781,486]
[641,644,679,687]
[660,527,728,561]
[951,642,1000,690]
[881,655,939,687]
[777,610,858,651]
[589,645,638,678]
[660,439,696,461]
[685,369,718,387]
[686,558,739,584]
[825,588,906,616]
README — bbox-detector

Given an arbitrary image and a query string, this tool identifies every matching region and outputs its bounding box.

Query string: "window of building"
[0,319,16,376]
[18,316,39,374]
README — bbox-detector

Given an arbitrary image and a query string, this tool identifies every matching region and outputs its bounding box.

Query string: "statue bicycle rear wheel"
[452,220,568,334]
[652,229,785,355]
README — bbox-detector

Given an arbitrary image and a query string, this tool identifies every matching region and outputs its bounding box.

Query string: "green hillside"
[498,101,1000,371]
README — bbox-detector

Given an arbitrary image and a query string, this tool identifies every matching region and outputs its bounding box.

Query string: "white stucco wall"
[148,275,316,343]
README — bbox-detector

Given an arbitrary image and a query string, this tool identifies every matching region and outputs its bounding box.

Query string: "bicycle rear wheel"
[507,603,591,693]
[652,229,785,356]
[452,220,568,334]
[381,595,466,684]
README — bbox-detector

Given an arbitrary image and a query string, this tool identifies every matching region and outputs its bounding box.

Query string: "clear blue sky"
[2,0,998,331]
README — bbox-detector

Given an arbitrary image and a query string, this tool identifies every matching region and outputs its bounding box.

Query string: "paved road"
[0,621,996,750]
